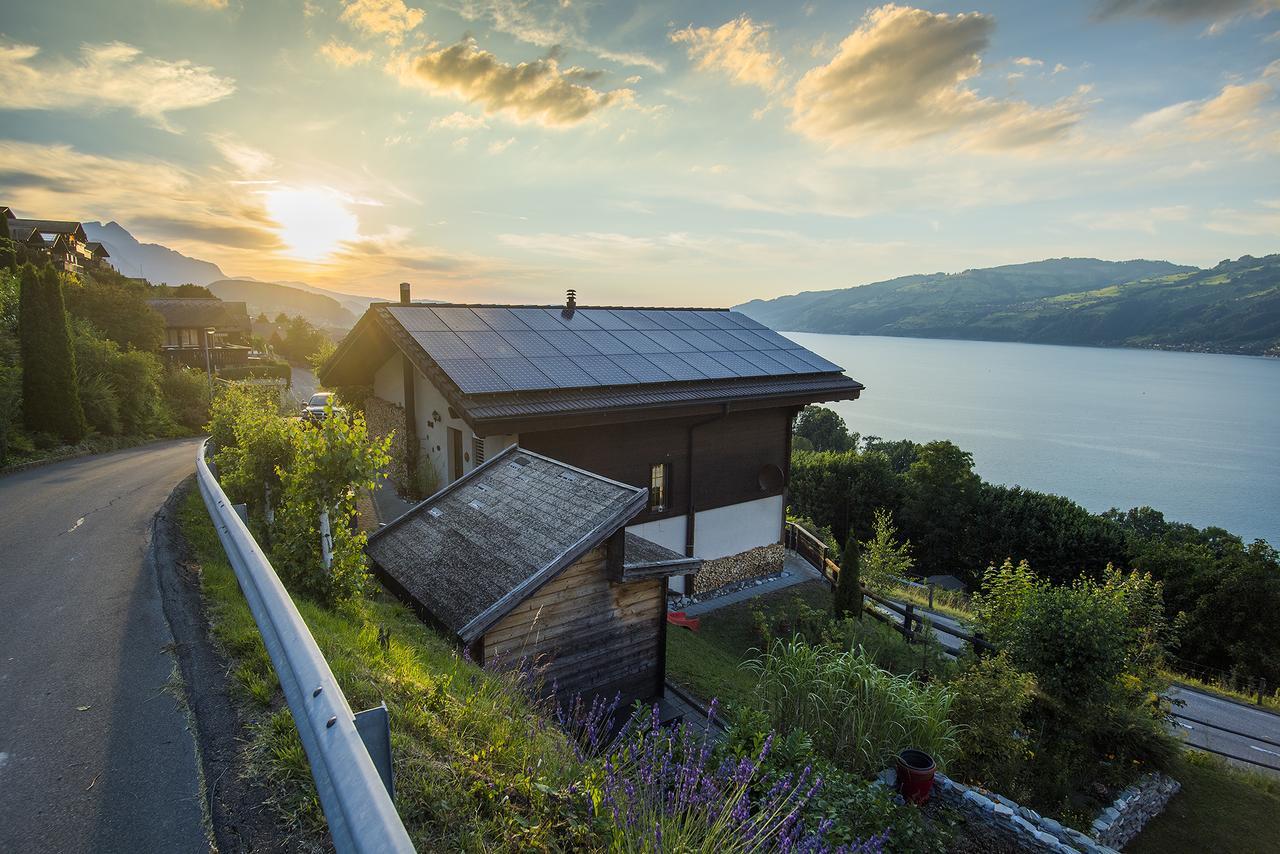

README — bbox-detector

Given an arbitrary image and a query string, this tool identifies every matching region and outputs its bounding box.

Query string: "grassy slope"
[1128,752,1280,854]
[178,490,597,852]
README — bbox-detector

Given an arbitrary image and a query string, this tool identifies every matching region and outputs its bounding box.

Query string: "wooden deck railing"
[783,521,994,656]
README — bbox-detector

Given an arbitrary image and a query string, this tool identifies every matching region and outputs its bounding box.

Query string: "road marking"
[1179,722,1194,730]
[66,517,84,533]
[1251,745,1280,757]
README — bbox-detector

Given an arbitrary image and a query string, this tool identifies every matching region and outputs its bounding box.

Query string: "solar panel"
[497,329,560,357]
[435,358,510,393]
[457,330,520,358]
[388,305,448,332]
[431,306,488,331]
[612,330,666,354]
[486,357,554,390]
[539,329,601,356]
[470,307,528,330]
[577,330,636,355]
[542,308,602,330]
[411,330,479,361]
[575,355,636,385]
[645,352,709,380]
[609,354,675,383]
[387,303,844,394]
[535,356,596,388]
[508,308,563,330]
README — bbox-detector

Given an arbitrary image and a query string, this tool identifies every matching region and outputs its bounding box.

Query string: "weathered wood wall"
[484,545,664,706]
[519,407,791,527]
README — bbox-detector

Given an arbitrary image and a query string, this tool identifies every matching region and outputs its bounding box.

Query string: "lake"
[786,333,1280,546]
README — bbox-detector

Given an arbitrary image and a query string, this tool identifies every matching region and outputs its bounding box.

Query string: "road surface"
[894,598,1280,776]
[0,439,209,853]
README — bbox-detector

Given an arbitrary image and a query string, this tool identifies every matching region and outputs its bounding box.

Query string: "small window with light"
[648,463,668,511]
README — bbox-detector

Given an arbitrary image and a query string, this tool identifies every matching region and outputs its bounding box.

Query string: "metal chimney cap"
[562,289,577,318]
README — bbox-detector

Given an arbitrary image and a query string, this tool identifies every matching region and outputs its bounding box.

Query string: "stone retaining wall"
[1091,773,1180,850]
[692,543,785,595]
[364,396,410,496]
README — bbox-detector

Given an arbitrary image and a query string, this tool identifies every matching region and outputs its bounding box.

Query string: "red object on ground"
[895,749,937,804]
[667,611,700,632]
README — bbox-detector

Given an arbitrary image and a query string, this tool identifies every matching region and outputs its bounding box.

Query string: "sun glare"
[263,186,360,261]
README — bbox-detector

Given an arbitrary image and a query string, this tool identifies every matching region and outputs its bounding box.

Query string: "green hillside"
[737,255,1280,356]
[207,278,356,330]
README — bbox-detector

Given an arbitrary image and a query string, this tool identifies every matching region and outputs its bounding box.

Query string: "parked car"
[300,391,347,425]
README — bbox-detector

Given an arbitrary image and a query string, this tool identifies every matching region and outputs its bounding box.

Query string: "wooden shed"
[366,445,700,706]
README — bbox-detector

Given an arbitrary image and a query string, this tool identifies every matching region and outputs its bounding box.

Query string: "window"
[648,463,668,511]
[472,436,486,465]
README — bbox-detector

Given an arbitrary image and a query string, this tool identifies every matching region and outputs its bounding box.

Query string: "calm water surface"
[786,333,1280,546]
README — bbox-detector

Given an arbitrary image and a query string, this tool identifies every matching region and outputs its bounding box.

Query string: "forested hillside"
[208,278,355,329]
[738,255,1280,356]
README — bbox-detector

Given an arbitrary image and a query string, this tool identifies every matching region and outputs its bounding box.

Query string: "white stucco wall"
[372,354,492,488]
[689,494,785,561]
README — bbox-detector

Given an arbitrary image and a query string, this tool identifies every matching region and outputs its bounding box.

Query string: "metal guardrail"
[195,439,414,853]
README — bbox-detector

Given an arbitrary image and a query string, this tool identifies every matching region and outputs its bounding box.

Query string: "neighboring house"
[2,207,110,273]
[366,445,699,705]
[146,298,253,370]
[320,286,863,592]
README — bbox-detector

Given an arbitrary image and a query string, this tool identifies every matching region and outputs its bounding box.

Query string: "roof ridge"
[385,303,735,312]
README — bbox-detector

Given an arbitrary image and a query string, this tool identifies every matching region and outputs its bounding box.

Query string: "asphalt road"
[896,600,1280,776]
[0,439,209,853]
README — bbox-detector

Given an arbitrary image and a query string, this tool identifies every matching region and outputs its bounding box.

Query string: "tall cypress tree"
[834,532,863,620]
[19,263,86,442]
[0,213,13,270]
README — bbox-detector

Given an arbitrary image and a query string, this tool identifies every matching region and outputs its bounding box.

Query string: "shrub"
[19,264,85,442]
[217,363,292,382]
[861,508,914,591]
[214,399,297,522]
[834,533,862,620]
[161,367,211,431]
[272,404,390,606]
[744,638,957,779]
[947,653,1035,795]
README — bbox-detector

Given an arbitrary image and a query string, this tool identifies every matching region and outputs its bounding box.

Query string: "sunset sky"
[1,0,1277,305]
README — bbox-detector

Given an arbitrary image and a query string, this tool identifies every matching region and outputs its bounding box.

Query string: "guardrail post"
[904,603,915,645]
[354,703,395,798]
[927,582,934,611]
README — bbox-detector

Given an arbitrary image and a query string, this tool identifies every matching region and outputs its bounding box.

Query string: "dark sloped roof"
[146,298,252,333]
[10,218,86,240]
[367,445,647,642]
[83,241,109,257]
[623,532,700,576]
[321,302,863,429]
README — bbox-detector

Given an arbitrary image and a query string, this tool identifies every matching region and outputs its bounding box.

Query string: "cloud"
[1073,204,1192,234]
[789,5,1086,150]
[339,0,425,45]
[0,40,234,130]
[1133,76,1278,149]
[209,134,274,177]
[170,0,230,9]
[396,39,634,126]
[670,16,784,92]
[487,137,516,154]
[451,0,665,71]
[1206,199,1280,235]
[430,110,489,130]
[320,38,373,67]
[1013,56,1044,66]
[1095,0,1279,22]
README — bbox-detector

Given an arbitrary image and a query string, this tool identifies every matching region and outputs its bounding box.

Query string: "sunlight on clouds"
[0,40,234,130]
[340,0,425,46]
[263,187,362,261]
[670,16,784,92]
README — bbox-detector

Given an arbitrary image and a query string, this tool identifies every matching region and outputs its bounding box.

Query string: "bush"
[947,653,1035,795]
[217,363,292,382]
[161,367,211,431]
[72,321,167,437]
[862,508,914,590]
[744,638,957,779]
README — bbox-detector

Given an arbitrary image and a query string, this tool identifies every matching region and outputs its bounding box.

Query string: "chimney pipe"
[562,288,577,319]
[399,282,411,305]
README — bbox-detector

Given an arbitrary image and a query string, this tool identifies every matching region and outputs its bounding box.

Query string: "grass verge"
[178,489,597,852]
[1127,750,1280,854]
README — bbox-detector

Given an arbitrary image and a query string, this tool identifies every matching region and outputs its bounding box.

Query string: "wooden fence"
[783,521,995,657]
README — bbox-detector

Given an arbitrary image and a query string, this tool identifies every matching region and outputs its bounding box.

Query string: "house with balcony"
[2,207,110,273]
[319,285,863,594]
[146,298,253,370]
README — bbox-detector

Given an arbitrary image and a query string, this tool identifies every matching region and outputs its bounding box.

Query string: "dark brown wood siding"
[519,407,791,527]
[484,546,664,706]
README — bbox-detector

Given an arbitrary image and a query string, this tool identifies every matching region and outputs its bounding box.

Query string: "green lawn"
[1128,752,1280,854]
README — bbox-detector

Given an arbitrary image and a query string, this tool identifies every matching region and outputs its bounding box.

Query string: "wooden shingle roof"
[367,446,648,642]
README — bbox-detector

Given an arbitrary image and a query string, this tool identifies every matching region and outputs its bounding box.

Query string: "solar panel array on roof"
[386,305,843,395]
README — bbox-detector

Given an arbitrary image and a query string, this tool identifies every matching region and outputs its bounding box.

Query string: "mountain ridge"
[736,255,1279,356]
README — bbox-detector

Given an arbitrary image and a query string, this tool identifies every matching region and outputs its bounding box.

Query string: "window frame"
[648,462,669,512]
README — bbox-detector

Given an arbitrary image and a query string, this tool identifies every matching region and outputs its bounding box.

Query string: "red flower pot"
[895,749,936,805]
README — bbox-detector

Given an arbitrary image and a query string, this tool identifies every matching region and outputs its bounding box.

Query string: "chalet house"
[146,298,253,370]
[367,445,700,705]
[2,207,109,273]
[320,285,863,593]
